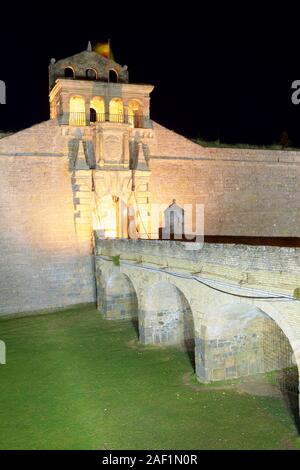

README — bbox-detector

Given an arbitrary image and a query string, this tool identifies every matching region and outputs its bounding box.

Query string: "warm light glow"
[90,97,104,114]
[92,194,118,238]
[93,42,114,61]
[109,98,124,122]
[90,97,105,120]
[128,100,142,127]
[69,96,86,125]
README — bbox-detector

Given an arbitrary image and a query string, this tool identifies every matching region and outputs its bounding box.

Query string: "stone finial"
[50,58,56,64]
[87,41,92,52]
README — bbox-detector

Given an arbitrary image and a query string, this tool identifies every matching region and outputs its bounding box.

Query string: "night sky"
[0,7,299,146]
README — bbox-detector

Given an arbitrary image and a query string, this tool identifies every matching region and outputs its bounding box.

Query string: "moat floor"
[0,306,300,450]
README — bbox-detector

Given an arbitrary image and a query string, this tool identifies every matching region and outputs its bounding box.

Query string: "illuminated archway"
[69,96,86,125]
[109,98,124,123]
[93,195,128,238]
[90,97,105,122]
[128,100,143,128]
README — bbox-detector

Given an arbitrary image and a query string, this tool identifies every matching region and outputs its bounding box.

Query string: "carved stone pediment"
[104,134,122,163]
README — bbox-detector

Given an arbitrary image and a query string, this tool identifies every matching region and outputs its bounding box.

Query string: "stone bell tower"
[48,42,154,240]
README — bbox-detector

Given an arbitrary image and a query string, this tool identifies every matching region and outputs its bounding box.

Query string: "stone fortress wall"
[149,123,300,237]
[1,42,300,317]
[1,118,300,315]
[0,121,95,315]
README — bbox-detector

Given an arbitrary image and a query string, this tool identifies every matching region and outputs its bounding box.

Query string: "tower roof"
[49,46,129,90]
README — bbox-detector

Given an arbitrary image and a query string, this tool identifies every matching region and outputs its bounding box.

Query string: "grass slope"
[0,306,299,450]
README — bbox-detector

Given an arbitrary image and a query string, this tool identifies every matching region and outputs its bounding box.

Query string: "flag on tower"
[93,41,114,61]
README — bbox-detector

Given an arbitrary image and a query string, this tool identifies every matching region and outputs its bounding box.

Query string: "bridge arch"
[198,301,299,379]
[198,301,299,427]
[104,272,138,321]
[139,280,195,359]
[94,237,300,432]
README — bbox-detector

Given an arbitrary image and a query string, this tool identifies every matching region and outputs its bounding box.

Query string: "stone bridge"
[94,234,300,402]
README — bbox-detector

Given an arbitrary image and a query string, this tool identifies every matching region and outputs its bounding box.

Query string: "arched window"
[90,97,105,122]
[86,68,97,80]
[69,96,86,126]
[64,67,75,79]
[109,69,118,83]
[128,100,143,128]
[109,98,124,123]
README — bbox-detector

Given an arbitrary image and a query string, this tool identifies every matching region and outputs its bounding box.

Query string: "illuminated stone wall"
[0,118,150,315]
[0,121,95,316]
[149,122,300,237]
[1,116,300,315]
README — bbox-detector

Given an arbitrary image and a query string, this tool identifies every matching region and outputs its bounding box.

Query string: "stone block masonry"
[149,124,300,237]
[0,124,96,315]
[94,237,300,393]
[1,117,300,315]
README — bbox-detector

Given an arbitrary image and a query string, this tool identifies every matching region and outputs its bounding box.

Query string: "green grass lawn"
[0,305,300,450]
